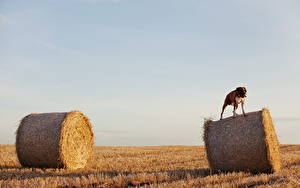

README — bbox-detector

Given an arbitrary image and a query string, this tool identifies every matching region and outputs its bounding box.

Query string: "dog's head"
[236,87,247,98]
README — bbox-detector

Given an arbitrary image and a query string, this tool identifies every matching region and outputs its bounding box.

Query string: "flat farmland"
[0,145,299,187]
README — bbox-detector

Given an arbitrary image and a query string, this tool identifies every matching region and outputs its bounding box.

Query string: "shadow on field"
[0,165,212,182]
[162,168,212,179]
[284,160,300,168]
[0,166,23,170]
[0,165,121,180]
[126,168,213,187]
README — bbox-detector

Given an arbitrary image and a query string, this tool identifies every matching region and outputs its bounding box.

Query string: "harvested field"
[0,145,299,187]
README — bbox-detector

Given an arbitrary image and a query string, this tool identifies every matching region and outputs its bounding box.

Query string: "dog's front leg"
[232,104,238,117]
[241,101,246,116]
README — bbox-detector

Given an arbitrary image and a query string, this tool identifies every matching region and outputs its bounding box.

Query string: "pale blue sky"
[0,0,299,145]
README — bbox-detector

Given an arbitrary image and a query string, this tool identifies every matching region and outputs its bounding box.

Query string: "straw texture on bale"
[16,111,94,169]
[203,109,281,173]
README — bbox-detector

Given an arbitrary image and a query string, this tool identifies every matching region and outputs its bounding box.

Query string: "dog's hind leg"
[220,104,227,120]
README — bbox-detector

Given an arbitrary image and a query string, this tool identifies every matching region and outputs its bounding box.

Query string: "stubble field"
[0,145,299,187]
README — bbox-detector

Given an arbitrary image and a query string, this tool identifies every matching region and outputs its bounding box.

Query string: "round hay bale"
[16,111,94,169]
[203,108,281,173]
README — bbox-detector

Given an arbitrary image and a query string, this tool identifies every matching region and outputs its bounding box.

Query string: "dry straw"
[16,111,94,169]
[203,109,281,173]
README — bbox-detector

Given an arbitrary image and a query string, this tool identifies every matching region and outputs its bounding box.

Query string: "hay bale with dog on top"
[203,108,281,173]
[16,111,94,169]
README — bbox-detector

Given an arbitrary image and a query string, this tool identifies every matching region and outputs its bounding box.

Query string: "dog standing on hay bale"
[204,109,281,173]
[220,87,247,120]
[16,111,94,169]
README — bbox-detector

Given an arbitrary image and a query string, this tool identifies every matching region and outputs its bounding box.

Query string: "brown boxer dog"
[220,87,247,120]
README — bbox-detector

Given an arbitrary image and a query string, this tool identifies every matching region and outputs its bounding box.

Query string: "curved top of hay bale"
[203,108,281,173]
[16,111,94,169]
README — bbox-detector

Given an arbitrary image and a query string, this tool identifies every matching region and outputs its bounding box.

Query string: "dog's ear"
[236,87,242,91]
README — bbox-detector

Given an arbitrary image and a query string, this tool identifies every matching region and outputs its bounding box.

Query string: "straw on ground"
[0,145,299,187]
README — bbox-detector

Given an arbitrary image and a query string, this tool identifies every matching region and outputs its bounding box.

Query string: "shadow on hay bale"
[16,111,94,169]
[203,108,281,173]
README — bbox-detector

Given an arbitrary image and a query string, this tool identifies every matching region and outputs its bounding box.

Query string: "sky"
[0,0,299,146]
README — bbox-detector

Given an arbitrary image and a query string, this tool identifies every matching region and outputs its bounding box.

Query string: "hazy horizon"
[1,0,299,146]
